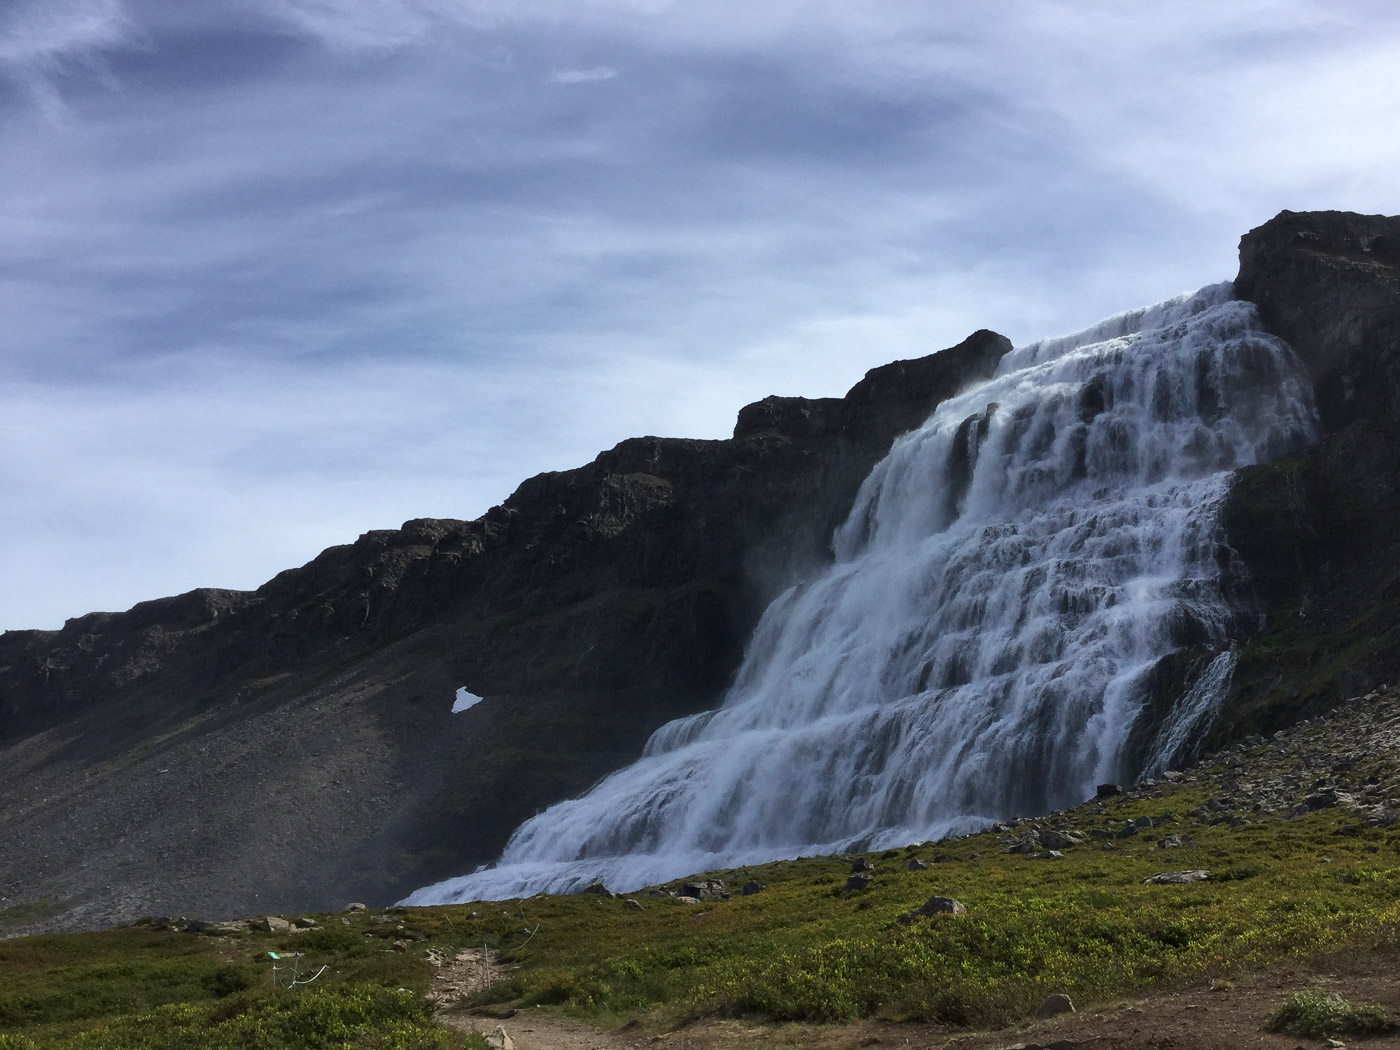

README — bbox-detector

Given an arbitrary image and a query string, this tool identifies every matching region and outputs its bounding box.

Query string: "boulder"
[1035,992,1076,1019]
[679,878,727,901]
[849,858,874,873]
[1096,783,1123,799]
[484,1026,515,1050]
[906,859,929,871]
[741,880,764,896]
[917,895,966,917]
[844,873,873,892]
[1038,829,1082,850]
[261,916,292,933]
[1142,870,1210,885]
[580,881,613,897]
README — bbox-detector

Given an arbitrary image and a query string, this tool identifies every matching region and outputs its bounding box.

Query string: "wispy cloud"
[551,65,618,84]
[3,1,1400,630]
[0,0,138,116]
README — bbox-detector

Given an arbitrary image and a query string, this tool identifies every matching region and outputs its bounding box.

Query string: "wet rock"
[580,881,613,897]
[1096,783,1123,799]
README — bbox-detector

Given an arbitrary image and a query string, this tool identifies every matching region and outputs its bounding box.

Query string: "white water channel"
[405,284,1319,904]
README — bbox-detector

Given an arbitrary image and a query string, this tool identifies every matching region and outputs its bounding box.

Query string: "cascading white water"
[404,283,1319,905]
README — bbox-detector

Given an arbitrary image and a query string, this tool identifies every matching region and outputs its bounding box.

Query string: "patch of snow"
[452,687,484,714]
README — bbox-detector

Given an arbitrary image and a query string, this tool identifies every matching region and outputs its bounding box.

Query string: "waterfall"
[404,283,1319,905]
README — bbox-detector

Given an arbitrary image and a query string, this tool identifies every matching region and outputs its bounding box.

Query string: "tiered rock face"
[0,331,1010,932]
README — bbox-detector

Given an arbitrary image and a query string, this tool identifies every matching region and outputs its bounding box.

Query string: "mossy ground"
[7,728,1400,1047]
[441,795,1400,1028]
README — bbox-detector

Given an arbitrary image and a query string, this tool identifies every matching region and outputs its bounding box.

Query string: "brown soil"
[434,953,1400,1050]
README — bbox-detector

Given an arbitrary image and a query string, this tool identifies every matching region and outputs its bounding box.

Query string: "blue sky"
[2,0,1398,632]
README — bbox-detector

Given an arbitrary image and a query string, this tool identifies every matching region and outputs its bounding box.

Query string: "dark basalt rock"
[1236,209,1400,434]
[1212,210,1400,746]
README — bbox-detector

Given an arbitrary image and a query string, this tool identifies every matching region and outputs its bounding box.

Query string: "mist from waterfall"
[404,284,1319,905]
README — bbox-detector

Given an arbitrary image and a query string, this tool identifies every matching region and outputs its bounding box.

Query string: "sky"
[2,1,1399,633]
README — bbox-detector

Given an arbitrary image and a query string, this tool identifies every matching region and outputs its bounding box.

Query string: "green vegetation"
[0,987,481,1050]
[1267,989,1391,1038]
[431,792,1400,1028]
[7,760,1400,1045]
[0,919,482,1049]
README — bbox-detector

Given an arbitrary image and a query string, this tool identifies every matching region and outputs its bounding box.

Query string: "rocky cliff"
[1218,210,1400,744]
[0,331,1010,932]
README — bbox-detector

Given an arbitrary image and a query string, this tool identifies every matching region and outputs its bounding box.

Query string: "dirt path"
[433,950,1400,1050]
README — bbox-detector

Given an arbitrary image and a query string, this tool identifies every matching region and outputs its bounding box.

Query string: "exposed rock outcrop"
[1217,211,1400,747]
[1235,210,1400,433]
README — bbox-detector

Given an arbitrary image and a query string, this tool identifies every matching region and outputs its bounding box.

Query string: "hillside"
[2,209,1399,936]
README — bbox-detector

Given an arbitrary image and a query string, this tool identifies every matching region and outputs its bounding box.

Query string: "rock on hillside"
[0,331,1010,934]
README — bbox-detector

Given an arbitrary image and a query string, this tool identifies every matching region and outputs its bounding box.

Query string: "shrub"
[1266,989,1390,1038]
